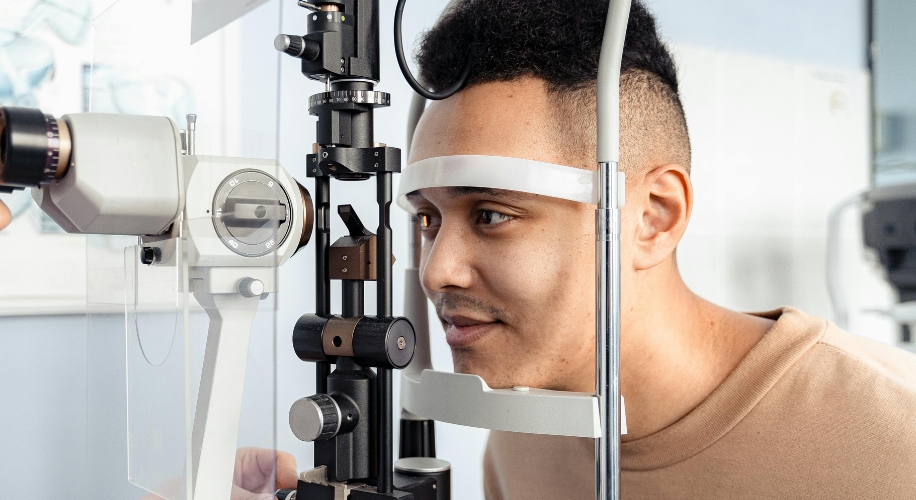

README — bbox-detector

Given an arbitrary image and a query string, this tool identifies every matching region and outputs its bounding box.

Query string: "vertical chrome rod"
[596,1,630,499]
[596,162,621,500]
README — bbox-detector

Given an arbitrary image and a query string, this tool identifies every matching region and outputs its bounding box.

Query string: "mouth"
[442,314,501,348]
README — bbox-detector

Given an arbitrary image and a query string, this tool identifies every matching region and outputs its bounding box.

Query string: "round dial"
[212,169,293,257]
[289,394,340,442]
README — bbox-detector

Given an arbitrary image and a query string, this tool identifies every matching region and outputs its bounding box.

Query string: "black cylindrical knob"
[395,457,452,500]
[274,489,296,500]
[293,314,331,362]
[400,418,437,459]
[289,394,340,442]
[274,34,320,61]
[353,316,416,369]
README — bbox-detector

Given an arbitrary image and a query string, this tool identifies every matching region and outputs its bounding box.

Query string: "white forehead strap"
[396,155,598,213]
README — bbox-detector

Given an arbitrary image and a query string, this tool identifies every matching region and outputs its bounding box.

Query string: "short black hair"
[417,0,680,95]
[416,0,692,175]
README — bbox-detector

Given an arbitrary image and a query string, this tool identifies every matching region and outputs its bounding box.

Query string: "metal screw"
[327,13,332,20]
[342,255,348,261]
[342,268,348,273]
[312,157,316,162]
[322,152,328,158]
[374,163,378,168]
[374,151,379,156]
[397,336,406,350]
[340,58,345,64]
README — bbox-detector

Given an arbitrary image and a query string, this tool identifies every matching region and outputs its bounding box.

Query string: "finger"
[230,484,274,500]
[0,199,11,231]
[276,451,298,490]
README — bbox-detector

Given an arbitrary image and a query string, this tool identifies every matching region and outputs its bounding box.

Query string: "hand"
[0,199,10,231]
[138,448,298,500]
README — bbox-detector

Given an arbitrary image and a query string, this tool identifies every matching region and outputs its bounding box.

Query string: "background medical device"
[862,183,916,343]
[0,105,313,500]
[827,182,916,352]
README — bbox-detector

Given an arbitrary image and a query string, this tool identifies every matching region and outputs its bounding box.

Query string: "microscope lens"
[0,107,70,189]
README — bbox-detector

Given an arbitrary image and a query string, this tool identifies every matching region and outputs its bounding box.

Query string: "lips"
[442,314,500,348]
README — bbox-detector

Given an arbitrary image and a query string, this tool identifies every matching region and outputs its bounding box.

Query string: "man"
[406,0,916,498]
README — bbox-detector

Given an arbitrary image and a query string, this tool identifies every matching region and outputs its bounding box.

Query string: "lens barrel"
[0,107,71,189]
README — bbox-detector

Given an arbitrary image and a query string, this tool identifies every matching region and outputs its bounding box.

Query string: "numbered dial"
[212,169,293,257]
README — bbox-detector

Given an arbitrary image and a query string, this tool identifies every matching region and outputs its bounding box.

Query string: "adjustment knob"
[289,394,340,442]
[274,34,320,61]
[238,277,265,298]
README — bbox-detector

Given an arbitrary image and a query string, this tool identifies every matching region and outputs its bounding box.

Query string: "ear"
[631,164,692,271]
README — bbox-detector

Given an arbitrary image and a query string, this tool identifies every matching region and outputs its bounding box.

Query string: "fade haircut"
[416,0,691,176]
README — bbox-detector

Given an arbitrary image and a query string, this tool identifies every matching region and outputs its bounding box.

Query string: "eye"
[478,209,514,226]
[417,212,440,229]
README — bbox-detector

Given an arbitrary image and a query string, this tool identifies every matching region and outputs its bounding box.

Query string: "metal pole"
[315,176,331,394]
[596,162,621,500]
[596,1,630,499]
[377,171,394,493]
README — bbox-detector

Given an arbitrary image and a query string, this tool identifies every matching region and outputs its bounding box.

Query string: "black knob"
[274,34,320,61]
[140,246,161,265]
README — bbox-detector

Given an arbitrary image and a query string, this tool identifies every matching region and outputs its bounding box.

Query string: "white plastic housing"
[33,113,184,235]
[182,155,304,269]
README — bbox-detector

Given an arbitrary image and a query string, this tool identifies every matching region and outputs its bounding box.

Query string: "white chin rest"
[396,155,598,213]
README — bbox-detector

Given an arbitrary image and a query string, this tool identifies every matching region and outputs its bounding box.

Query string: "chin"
[451,351,527,390]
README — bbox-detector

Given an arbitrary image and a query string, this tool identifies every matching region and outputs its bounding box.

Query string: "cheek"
[482,215,595,319]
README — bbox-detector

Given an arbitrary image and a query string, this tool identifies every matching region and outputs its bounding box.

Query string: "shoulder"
[763,307,916,397]
[775,313,916,457]
[811,320,916,398]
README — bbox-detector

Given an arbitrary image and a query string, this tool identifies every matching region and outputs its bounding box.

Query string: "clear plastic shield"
[89,163,288,499]
[84,0,286,498]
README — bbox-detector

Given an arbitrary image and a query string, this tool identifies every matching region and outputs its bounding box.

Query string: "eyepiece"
[0,107,71,189]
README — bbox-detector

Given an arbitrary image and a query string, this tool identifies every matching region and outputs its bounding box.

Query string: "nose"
[420,220,476,294]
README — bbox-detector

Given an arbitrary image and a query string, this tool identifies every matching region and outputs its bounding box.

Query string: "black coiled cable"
[394,0,470,100]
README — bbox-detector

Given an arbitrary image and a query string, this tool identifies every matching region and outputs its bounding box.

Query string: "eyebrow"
[405,187,528,200]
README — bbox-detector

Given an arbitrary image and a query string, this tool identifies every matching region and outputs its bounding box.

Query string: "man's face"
[408,79,603,392]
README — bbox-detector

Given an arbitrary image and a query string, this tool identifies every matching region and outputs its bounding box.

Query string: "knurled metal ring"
[309,90,391,108]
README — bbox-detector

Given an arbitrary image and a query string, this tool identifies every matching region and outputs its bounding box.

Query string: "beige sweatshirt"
[483,307,916,499]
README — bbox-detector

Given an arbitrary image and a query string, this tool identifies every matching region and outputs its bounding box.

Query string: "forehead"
[409,78,568,166]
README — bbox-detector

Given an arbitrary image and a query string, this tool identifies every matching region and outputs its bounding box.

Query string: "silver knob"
[289,394,341,442]
[238,277,265,298]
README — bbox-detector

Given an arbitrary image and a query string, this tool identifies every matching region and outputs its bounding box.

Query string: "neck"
[616,259,774,440]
